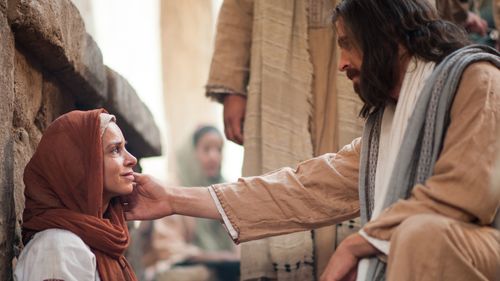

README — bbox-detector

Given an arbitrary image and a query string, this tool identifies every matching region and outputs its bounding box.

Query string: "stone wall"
[0,0,161,279]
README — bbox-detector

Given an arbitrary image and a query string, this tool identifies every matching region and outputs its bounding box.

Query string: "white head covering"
[99,113,116,138]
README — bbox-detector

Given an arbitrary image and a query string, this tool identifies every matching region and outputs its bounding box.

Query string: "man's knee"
[391,213,452,249]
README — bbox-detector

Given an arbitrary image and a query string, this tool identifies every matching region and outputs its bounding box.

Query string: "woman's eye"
[111,146,121,154]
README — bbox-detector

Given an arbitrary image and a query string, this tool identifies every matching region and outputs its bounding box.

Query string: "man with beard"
[125,0,500,280]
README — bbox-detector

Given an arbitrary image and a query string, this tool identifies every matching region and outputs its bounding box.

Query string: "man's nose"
[338,51,349,72]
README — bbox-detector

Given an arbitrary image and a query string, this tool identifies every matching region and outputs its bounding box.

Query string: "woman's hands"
[122,173,174,220]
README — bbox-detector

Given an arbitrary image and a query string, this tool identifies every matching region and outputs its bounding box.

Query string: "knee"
[391,214,452,248]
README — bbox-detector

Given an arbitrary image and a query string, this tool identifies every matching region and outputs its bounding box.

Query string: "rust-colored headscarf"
[22,109,137,281]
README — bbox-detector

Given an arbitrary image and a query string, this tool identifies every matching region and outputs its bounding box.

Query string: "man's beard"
[353,82,361,94]
[346,68,361,94]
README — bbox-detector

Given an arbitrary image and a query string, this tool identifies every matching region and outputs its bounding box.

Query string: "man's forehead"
[335,21,350,47]
[335,20,345,35]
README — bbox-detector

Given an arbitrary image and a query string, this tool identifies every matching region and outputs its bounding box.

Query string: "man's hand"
[122,173,173,221]
[124,173,222,221]
[320,244,358,281]
[464,11,488,36]
[223,94,246,145]
[320,233,381,281]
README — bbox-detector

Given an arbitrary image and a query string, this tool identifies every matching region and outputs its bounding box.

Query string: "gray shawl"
[358,45,500,280]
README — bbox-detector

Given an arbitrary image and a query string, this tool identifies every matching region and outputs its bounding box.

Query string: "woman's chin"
[109,184,135,197]
[122,184,134,195]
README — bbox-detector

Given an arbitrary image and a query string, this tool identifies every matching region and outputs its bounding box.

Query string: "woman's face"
[102,122,137,201]
[195,131,223,179]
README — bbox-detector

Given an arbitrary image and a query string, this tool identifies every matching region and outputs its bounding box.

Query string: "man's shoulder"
[461,61,499,81]
[450,60,500,116]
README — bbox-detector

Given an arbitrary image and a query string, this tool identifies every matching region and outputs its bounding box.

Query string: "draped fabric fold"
[239,1,316,280]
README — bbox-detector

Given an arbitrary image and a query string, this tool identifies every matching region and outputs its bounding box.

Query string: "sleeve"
[435,0,470,25]
[205,0,254,103]
[363,62,500,241]
[14,230,98,281]
[208,186,239,240]
[212,138,362,242]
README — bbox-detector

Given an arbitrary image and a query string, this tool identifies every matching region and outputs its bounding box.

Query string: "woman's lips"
[121,172,134,181]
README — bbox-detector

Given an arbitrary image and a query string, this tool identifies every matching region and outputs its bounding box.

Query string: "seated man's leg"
[387,213,500,281]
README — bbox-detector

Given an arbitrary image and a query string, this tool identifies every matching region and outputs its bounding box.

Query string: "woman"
[178,126,235,253]
[143,125,238,281]
[14,109,138,281]
[177,126,225,188]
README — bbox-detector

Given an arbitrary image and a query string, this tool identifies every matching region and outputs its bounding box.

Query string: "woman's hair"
[99,113,116,137]
[192,125,223,147]
[332,0,470,118]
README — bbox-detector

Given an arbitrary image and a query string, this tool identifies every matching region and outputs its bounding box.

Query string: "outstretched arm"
[123,173,221,221]
[124,138,361,243]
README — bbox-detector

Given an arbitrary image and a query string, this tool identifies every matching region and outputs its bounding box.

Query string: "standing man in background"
[205,0,364,280]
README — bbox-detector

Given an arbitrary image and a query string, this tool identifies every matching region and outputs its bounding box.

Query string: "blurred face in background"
[195,131,223,179]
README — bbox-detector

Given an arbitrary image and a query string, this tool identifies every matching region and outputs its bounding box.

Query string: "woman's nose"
[125,150,137,167]
[208,150,221,162]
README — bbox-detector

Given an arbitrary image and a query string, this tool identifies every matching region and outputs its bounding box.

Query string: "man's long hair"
[333,0,470,118]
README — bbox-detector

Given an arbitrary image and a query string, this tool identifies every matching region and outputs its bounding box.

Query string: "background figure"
[436,0,500,50]
[143,126,239,281]
[178,126,236,256]
[467,0,500,49]
[206,0,364,280]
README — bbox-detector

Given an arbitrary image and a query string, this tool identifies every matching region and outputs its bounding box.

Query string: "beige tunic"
[212,62,500,251]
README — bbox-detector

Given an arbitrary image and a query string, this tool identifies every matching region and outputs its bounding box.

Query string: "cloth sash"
[358,45,500,280]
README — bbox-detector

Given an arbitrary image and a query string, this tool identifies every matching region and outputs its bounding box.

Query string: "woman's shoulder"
[14,229,99,281]
[32,228,91,248]
[24,228,95,258]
